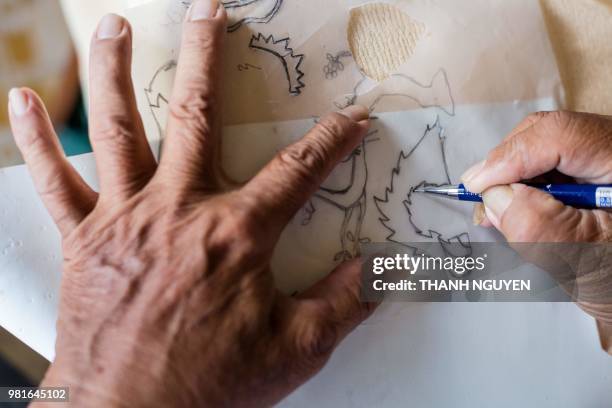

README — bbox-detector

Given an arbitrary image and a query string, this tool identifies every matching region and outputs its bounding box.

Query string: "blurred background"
[0,0,90,169]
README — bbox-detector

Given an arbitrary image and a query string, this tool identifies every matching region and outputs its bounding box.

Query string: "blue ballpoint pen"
[414,184,612,210]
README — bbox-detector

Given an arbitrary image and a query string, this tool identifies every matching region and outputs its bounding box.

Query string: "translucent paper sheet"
[1,1,612,405]
[127,0,563,127]
[125,0,564,292]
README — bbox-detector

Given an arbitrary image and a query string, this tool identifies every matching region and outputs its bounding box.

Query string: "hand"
[461,110,612,352]
[8,3,375,407]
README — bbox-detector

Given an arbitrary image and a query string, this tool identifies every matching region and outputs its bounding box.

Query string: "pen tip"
[414,188,426,193]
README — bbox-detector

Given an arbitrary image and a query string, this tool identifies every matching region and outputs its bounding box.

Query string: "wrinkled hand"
[462,111,612,352]
[8,3,375,407]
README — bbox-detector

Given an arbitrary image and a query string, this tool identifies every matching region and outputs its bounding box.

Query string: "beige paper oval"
[348,3,425,81]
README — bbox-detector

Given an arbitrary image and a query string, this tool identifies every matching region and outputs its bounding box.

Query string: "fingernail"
[461,160,486,187]
[473,203,486,226]
[97,14,124,39]
[339,105,370,122]
[596,320,612,355]
[482,186,513,229]
[189,0,219,21]
[8,88,29,117]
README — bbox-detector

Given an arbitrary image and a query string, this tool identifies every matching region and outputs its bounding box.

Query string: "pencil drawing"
[374,117,472,258]
[302,130,380,261]
[335,68,455,117]
[143,51,469,261]
[323,51,352,80]
[305,66,470,260]
[249,33,305,95]
[145,60,177,141]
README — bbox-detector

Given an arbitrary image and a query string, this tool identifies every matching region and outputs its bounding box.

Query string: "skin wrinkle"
[465,111,612,354]
[282,143,328,184]
[9,5,608,406]
[89,21,156,201]
[168,90,218,135]
[162,14,226,193]
[91,115,139,151]
[590,210,611,242]
[518,126,559,180]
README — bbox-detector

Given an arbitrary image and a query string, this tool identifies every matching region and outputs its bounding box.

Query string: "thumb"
[287,260,378,362]
[301,259,378,327]
[597,320,612,355]
[486,184,612,309]
[482,184,610,243]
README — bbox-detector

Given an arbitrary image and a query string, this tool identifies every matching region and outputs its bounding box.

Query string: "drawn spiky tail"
[249,33,305,95]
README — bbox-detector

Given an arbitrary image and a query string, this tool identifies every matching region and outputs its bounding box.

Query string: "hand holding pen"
[460,111,612,240]
[454,111,612,352]
[416,183,612,210]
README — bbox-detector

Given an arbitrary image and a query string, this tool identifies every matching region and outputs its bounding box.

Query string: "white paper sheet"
[0,1,611,406]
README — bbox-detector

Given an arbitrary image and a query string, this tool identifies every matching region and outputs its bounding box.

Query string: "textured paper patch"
[348,3,425,81]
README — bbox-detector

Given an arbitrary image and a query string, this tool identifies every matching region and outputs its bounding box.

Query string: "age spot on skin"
[347,3,425,81]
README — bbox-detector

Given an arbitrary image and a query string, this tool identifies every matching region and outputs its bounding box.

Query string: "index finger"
[462,111,612,194]
[242,106,370,236]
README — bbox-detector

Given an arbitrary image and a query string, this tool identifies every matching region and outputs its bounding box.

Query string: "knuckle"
[316,114,351,144]
[297,318,338,365]
[507,136,531,178]
[488,137,527,179]
[524,111,552,125]
[544,110,573,130]
[93,114,136,147]
[182,29,220,54]
[169,88,216,136]
[208,203,264,260]
[278,140,329,181]
[491,111,577,181]
[533,111,574,139]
